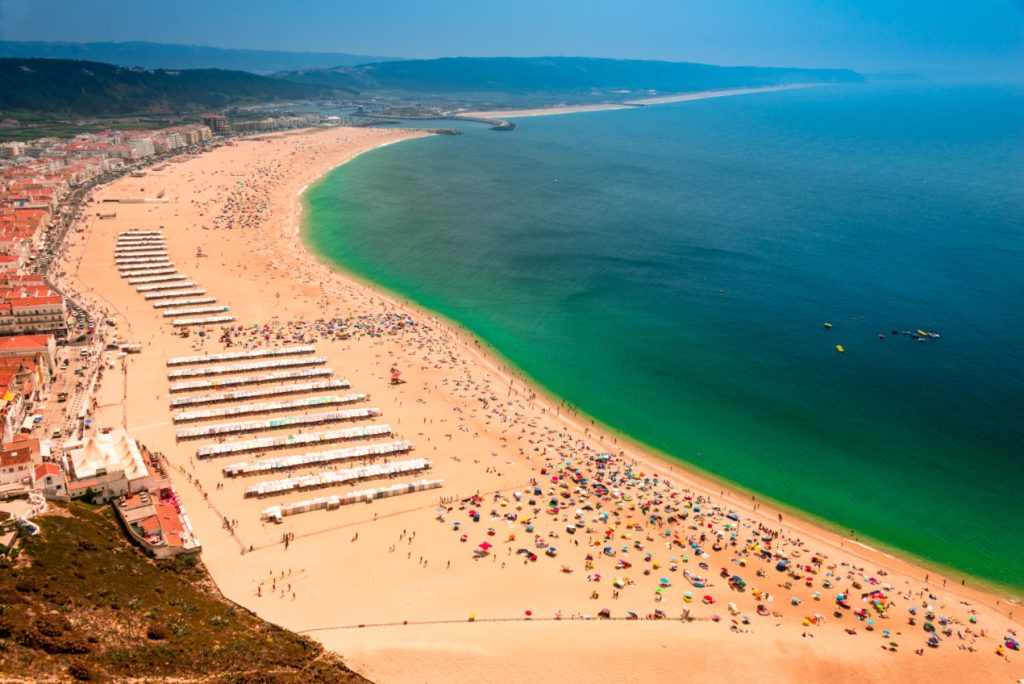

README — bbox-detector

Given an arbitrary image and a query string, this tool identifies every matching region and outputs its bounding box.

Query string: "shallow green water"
[304,84,1024,592]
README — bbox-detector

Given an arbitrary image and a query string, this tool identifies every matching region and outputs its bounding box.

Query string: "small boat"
[836,345,845,353]
[823,322,833,329]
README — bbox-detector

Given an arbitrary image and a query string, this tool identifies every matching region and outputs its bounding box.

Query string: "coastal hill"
[0,55,865,120]
[0,503,369,683]
[275,56,864,96]
[0,40,398,74]
[0,58,349,117]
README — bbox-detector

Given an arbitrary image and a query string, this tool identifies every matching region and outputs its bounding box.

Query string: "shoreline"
[297,130,1023,604]
[62,124,1022,683]
[460,83,826,119]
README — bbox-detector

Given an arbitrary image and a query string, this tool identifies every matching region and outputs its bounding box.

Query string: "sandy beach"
[56,124,1022,683]
[461,84,822,119]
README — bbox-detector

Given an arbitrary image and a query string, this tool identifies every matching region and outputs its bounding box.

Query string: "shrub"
[15,578,39,593]
[68,662,93,681]
[36,614,70,637]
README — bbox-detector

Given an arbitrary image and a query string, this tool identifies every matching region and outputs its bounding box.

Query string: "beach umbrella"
[524,610,532,617]
[478,541,492,551]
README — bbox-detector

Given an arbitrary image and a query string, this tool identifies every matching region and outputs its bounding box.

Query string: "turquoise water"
[304,85,1024,592]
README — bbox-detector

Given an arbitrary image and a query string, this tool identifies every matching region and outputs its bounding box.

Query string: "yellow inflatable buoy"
[836,345,845,353]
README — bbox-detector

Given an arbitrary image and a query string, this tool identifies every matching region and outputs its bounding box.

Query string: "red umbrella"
[479,541,492,551]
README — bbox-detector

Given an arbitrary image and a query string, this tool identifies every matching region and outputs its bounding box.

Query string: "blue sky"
[1,0,1022,78]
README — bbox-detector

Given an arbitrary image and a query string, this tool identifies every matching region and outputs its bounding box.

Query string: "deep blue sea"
[305,84,1024,592]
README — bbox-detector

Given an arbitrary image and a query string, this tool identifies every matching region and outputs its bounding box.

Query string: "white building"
[0,142,26,158]
[65,430,153,503]
[128,138,156,158]
[0,291,67,336]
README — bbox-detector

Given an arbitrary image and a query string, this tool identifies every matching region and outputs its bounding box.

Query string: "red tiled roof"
[68,477,100,492]
[9,296,63,308]
[5,435,40,452]
[35,462,60,479]
[138,515,160,536]
[0,449,30,467]
[155,502,185,546]
[0,334,51,350]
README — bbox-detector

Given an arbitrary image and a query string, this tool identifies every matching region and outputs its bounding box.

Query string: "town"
[0,112,322,561]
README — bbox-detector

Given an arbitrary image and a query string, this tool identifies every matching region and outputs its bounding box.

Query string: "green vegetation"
[0,55,864,125]
[0,117,179,142]
[276,55,864,97]
[0,503,369,683]
[0,58,349,118]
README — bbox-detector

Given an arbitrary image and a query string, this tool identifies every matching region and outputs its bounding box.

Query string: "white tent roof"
[68,429,149,481]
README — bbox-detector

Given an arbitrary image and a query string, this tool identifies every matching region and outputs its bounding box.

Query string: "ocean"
[304,84,1024,592]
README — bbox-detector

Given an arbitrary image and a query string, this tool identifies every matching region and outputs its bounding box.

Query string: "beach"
[57,124,1022,683]
[460,84,822,118]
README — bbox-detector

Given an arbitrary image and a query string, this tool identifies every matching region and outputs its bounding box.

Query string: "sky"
[1,0,1022,78]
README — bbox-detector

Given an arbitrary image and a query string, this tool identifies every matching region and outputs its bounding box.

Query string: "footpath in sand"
[60,125,1021,684]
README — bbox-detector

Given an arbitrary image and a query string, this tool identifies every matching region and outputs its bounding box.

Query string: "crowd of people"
[215,312,422,348]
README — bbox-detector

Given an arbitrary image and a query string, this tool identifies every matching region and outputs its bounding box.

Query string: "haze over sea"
[305,84,1024,592]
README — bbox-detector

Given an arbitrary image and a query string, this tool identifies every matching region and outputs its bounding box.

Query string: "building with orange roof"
[0,366,25,444]
[0,282,67,336]
[115,487,201,558]
[0,255,20,274]
[0,439,33,486]
[34,461,67,499]
[0,354,46,443]
[0,334,56,374]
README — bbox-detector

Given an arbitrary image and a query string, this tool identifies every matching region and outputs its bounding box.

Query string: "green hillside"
[276,55,864,95]
[0,503,369,683]
[0,58,347,117]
